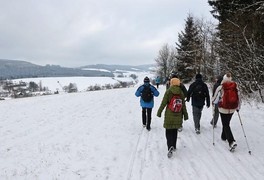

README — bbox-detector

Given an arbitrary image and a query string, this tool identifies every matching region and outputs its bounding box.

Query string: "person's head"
[170,78,180,87]
[195,73,202,80]
[216,75,223,83]
[223,72,232,82]
[144,76,150,85]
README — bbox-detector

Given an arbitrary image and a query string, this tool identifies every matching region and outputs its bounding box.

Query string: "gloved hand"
[236,109,239,112]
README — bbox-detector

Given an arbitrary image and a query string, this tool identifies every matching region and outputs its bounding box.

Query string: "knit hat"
[195,74,202,79]
[144,76,150,83]
[170,78,180,86]
[223,73,232,82]
[171,73,179,79]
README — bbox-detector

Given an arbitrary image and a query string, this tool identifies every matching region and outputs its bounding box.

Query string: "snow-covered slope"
[0,85,263,179]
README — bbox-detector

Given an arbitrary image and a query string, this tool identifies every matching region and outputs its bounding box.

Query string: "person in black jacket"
[210,75,223,127]
[186,74,210,134]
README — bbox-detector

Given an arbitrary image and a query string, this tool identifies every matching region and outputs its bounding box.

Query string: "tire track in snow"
[126,127,144,180]
[139,130,150,180]
[126,128,150,180]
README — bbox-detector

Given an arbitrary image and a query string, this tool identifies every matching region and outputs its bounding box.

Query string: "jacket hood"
[169,86,182,94]
[195,78,203,83]
[144,82,150,86]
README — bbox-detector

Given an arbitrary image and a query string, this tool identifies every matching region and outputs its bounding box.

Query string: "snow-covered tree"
[176,14,201,83]
[208,0,264,102]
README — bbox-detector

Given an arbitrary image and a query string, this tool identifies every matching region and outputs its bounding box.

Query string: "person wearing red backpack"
[157,78,188,158]
[212,73,241,151]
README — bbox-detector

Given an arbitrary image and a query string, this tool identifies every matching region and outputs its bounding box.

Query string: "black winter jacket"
[187,79,210,107]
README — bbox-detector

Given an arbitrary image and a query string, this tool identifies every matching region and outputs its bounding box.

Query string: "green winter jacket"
[157,86,188,129]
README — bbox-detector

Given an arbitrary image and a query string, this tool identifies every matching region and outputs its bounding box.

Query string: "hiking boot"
[210,121,217,128]
[195,128,200,134]
[146,126,151,131]
[229,141,237,151]
[143,124,146,128]
[167,146,174,158]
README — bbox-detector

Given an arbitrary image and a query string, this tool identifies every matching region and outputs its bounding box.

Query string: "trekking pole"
[237,111,252,155]
[212,105,215,146]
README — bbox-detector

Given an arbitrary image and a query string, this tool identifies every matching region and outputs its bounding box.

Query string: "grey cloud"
[0,0,214,67]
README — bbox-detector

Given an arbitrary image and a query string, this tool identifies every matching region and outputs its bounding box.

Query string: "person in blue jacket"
[135,77,159,131]
[155,76,161,88]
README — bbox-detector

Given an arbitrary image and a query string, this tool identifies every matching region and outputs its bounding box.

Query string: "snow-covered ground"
[0,78,264,179]
[12,71,151,93]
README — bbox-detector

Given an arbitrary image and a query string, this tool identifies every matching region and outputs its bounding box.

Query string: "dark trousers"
[220,113,235,144]
[165,129,178,150]
[192,106,203,130]
[142,108,152,128]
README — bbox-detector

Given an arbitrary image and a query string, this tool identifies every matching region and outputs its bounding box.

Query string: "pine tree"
[208,0,264,102]
[176,14,201,83]
[208,0,264,59]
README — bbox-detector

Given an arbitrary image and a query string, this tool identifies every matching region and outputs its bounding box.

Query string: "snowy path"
[0,85,264,180]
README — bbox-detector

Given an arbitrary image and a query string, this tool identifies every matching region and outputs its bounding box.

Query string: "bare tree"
[195,17,219,80]
[155,44,177,81]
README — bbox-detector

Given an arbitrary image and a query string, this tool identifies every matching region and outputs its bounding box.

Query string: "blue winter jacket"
[135,83,159,108]
[155,77,161,84]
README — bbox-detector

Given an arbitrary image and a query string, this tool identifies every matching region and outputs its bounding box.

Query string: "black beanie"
[195,74,202,79]
[144,76,150,83]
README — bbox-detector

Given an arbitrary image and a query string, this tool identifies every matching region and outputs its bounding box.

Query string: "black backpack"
[192,83,206,99]
[141,85,153,102]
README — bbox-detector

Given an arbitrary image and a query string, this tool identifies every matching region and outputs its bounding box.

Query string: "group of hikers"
[135,72,241,158]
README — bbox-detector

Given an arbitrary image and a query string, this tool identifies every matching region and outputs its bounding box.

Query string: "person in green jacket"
[157,78,188,158]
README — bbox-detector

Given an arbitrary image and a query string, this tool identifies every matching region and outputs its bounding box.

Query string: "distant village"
[0,75,137,100]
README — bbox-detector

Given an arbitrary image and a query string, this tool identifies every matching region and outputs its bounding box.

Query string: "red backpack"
[219,82,239,109]
[168,95,183,113]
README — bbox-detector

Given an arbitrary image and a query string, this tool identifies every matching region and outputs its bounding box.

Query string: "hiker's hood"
[169,86,182,94]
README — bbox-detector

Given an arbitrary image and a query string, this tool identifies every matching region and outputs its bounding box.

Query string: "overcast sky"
[0,0,215,67]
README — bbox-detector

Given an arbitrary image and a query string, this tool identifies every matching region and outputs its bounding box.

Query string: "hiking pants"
[192,106,203,130]
[142,108,152,128]
[210,104,219,126]
[220,113,235,144]
[165,129,178,150]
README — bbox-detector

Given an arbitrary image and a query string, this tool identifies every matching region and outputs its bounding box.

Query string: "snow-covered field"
[11,71,152,93]
[0,75,264,180]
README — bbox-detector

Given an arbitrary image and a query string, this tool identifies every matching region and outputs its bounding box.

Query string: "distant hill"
[0,59,155,80]
[0,59,114,79]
